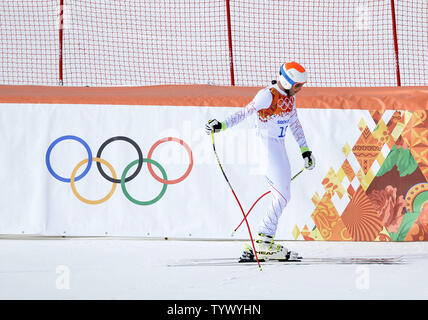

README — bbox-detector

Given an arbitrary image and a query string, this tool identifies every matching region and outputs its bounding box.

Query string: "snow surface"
[0,238,427,300]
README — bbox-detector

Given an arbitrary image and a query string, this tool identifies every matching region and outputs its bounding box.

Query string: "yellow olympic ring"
[70,157,117,205]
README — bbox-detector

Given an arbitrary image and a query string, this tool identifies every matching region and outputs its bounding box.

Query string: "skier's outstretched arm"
[205,89,272,134]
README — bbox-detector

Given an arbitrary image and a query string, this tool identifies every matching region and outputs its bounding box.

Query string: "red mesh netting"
[0,0,426,87]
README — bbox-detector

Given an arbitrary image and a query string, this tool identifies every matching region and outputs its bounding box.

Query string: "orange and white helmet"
[278,61,307,90]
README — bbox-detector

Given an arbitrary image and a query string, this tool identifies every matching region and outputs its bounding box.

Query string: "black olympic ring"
[96,136,143,183]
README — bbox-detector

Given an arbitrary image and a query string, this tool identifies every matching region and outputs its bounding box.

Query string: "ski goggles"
[292,82,305,90]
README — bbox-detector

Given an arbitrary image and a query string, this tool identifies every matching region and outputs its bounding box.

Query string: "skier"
[205,62,315,261]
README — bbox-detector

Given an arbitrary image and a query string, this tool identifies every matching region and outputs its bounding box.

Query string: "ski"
[238,256,404,264]
[239,244,301,263]
[168,256,405,268]
[239,258,302,263]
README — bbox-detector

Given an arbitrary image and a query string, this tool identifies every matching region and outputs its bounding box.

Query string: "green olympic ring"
[121,158,168,206]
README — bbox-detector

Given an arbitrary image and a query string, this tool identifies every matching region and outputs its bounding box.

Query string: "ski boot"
[239,233,300,262]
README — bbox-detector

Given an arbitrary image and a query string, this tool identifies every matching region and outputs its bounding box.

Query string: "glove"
[302,151,315,170]
[205,119,224,135]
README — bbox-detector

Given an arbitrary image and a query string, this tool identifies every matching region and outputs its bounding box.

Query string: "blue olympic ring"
[45,135,93,183]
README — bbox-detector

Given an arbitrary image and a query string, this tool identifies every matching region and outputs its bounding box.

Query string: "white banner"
[0,103,369,239]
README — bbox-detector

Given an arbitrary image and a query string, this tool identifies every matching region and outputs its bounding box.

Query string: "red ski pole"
[233,167,305,234]
[211,133,262,270]
[232,191,270,235]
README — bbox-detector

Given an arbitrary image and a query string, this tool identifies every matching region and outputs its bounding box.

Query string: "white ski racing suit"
[223,83,309,236]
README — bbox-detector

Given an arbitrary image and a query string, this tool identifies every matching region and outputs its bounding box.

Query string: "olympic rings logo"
[45,135,193,205]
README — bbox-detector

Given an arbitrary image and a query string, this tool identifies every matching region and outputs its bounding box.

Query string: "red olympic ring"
[147,137,193,185]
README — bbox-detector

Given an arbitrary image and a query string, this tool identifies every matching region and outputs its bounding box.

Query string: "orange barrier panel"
[0,85,427,111]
